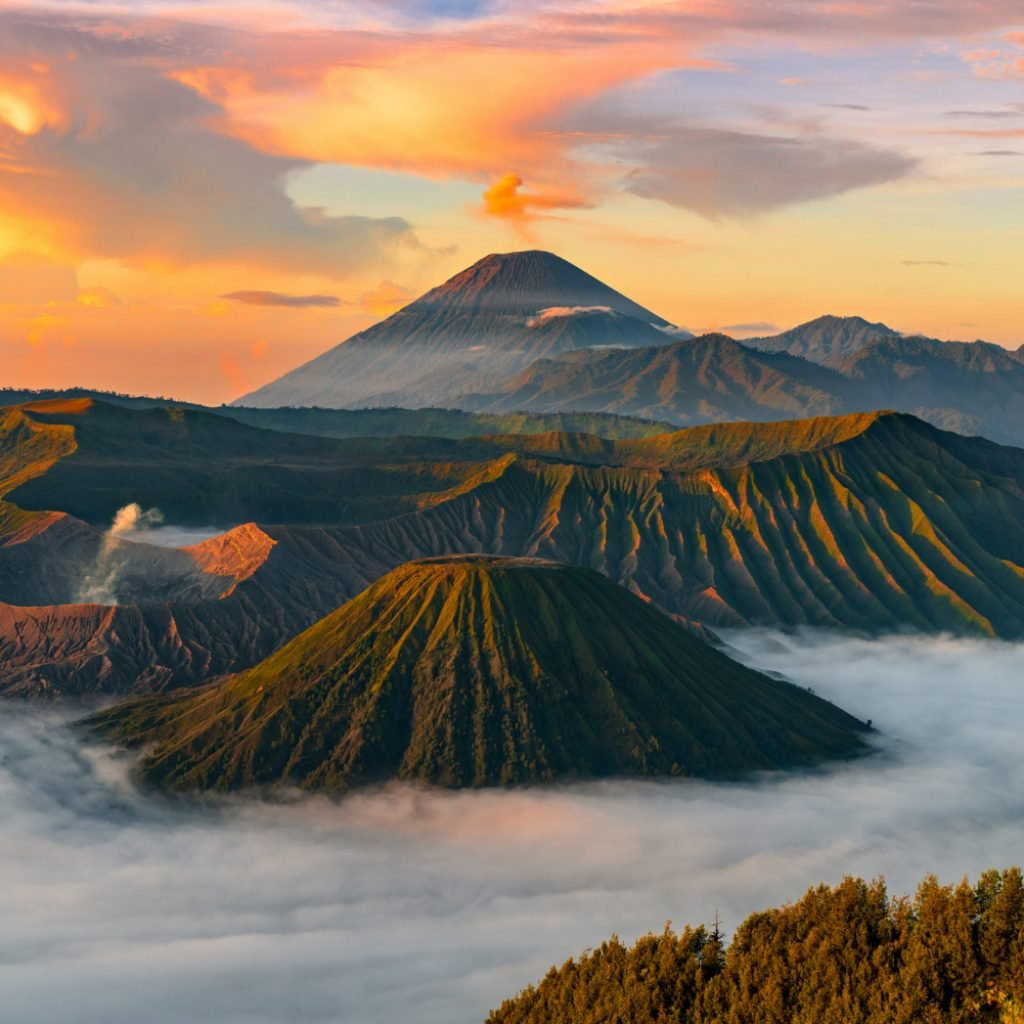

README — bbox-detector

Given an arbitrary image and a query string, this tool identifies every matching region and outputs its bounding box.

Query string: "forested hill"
[488,867,1024,1024]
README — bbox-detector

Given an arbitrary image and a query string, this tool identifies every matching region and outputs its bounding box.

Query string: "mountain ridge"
[3,403,1024,695]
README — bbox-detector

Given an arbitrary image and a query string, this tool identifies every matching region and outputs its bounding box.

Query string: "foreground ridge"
[488,867,1024,1024]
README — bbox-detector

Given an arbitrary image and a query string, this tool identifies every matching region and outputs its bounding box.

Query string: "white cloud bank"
[1,631,1023,1024]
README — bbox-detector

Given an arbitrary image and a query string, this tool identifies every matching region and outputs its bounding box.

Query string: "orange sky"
[1,1,1022,402]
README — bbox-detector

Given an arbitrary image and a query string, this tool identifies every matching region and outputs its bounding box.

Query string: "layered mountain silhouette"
[84,556,868,792]
[479,333,850,424]
[238,251,683,409]
[3,399,1024,695]
[233,250,1024,447]
[474,325,1024,446]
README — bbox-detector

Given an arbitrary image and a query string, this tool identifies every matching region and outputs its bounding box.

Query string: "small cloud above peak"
[222,291,341,308]
[481,174,590,224]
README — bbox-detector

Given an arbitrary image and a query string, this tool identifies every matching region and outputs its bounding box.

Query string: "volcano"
[237,251,683,409]
[85,556,867,793]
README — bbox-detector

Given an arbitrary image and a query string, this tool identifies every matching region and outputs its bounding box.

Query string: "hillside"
[238,251,680,408]
[3,403,1024,695]
[84,557,867,793]
[2,398,504,528]
[195,246,1024,446]
[486,868,1024,1024]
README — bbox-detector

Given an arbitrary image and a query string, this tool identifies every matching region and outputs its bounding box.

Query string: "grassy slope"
[261,411,1024,638]
[86,557,867,793]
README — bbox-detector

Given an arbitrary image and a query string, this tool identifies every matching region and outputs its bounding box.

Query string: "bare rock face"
[185,524,276,596]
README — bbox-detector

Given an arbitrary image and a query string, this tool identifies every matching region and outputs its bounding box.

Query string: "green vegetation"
[4,398,506,525]
[4,401,1024,695]
[488,867,1024,1024]
[83,556,867,792]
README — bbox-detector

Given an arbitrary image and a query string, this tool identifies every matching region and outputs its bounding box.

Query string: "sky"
[1,0,1022,403]
[3,630,1024,1024]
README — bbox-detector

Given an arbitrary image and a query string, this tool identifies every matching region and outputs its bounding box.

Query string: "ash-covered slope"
[85,557,868,793]
[237,251,680,409]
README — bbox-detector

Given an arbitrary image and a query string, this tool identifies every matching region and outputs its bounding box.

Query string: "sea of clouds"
[1,631,1023,1024]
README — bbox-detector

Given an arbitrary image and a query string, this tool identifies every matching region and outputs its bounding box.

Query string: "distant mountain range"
[84,556,867,793]
[3,399,1024,695]
[236,250,1024,447]
[238,251,686,409]
[743,314,900,361]
[478,323,1024,445]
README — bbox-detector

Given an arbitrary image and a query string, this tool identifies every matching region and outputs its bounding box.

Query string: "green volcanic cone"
[85,556,868,793]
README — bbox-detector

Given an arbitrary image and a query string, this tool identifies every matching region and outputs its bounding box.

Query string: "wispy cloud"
[618,124,915,218]
[723,321,779,334]
[222,291,341,308]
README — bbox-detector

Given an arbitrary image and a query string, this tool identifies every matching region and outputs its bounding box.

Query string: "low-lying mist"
[2,632,1023,1024]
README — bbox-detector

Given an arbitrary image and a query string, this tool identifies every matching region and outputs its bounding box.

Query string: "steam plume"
[76,503,164,604]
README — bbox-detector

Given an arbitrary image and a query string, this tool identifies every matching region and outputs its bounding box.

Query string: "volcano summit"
[238,251,682,409]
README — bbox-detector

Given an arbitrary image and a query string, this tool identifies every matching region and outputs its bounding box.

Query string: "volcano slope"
[85,557,868,793]
[237,250,679,409]
[3,399,1024,695]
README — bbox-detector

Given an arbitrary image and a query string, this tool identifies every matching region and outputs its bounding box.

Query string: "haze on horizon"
[1,0,1022,404]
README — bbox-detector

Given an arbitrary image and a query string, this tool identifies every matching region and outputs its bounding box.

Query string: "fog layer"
[2,632,1023,1024]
